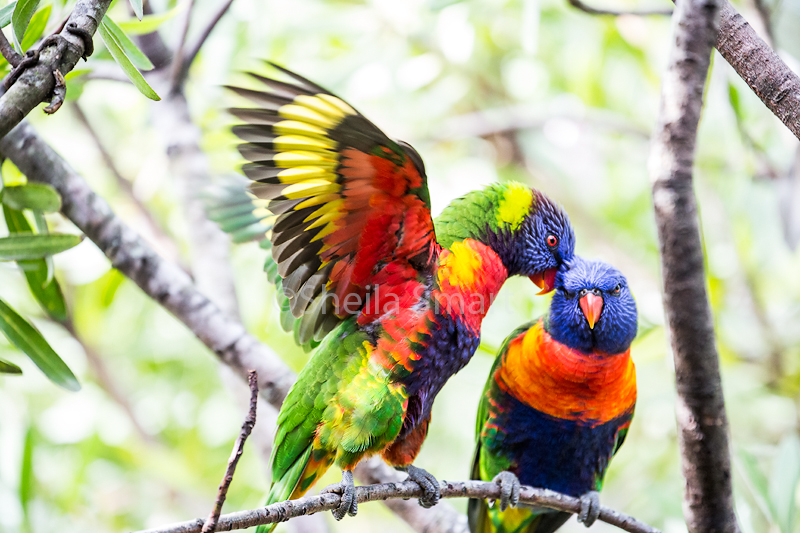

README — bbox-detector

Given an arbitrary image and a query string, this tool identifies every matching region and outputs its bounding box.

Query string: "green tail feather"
[255,446,313,533]
[204,178,321,351]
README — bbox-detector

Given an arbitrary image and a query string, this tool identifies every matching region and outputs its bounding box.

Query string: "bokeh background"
[1,0,800,532]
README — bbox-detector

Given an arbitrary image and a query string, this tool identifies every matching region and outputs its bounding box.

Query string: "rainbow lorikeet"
[468,258,638,533]
[220,64,575,526]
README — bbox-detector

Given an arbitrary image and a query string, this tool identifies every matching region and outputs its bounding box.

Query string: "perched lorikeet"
[468,258,638,533]
[220,64,576,527]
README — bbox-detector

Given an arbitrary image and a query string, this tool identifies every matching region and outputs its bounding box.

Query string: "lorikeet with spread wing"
[219,64,575,527]
[468,258,638,533]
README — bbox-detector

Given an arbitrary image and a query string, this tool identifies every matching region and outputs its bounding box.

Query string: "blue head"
[547,257,638,355]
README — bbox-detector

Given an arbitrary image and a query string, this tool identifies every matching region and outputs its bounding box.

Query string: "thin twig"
[648,0,740,529]
[434,105,651,141]
[134,480,660,533]
[566,0,672,16]
[181,0,236,79]
[0,28,22,67]
[751,0,774,46]
[62,318,159,445]
[202,371,259,533]
[71,100,184,267]
[169,0,197,93]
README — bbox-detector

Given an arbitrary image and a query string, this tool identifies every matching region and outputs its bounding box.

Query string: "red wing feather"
[228,63,437,344]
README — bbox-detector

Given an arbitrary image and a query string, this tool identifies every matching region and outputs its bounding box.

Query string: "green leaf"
[128,0,143,20]
[101,15,153,71]
[3,207,68,322]
[31,210,54,285]
[64,68,90,81]
[0,356,22,373]
[769,433,800,533]
[0,296,79,391]
[98,18,160,100]
[1,183,61,213]
[0,1,17,28]
[19,4,48,51]
[0,233,83,260]
[117,4,183,35]
[19,423,33,527]
[10,0,39,54]
[738,448,772,521]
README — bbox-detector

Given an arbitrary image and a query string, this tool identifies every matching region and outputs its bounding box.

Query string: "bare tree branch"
[711,0,800,140]
[749,0,774,46]
[63,318,159,445]
[0,120,297,407]
[133,480,661,533]
[0,28,22,67]
[648,0,740,530]
[181,0,236,80]
[169,0,197,93]
[566,0,672,16]
[0,0,112,138]
[202,371,259,533]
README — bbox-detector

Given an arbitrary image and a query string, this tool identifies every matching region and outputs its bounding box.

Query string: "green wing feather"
[204,180,322,351]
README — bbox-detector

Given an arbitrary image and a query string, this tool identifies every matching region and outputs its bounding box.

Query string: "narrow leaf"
[117,4,183,34]
[0,297,80,391]
[769,433,800,533]
[128,0,143,20]
[3,207,68,322]
[10,0,39,54]
[19,4,49,51]
[1,183,61,213]
[0,356,22,373]
[0,233,83,260]
[737,448,772,521]
[31,210,54,285]
[98,19,160,100]
[101,15,153,70]
[19,424,33,523]
[0,1,17,28]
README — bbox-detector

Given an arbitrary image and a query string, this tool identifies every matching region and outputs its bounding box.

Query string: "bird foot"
[491,471,520,511]
[577,490,600,527]
[320,470,357,520]
[397,465,441,508]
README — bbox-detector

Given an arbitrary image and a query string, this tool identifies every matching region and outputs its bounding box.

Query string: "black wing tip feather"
[262,61,333,95]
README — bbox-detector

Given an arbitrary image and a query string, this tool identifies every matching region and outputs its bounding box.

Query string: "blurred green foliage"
[1,0,800,532]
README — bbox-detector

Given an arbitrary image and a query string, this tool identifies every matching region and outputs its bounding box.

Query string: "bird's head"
[547,257,638,354]
[435,181,575,293]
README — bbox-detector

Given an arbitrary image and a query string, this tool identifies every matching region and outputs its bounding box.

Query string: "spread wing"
[225,63,437,345]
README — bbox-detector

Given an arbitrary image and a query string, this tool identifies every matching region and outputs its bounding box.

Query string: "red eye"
[546,234,558,248]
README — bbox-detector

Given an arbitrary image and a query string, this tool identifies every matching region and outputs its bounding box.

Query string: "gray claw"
[577,490,600,527]
[398,465,441,508]
[491,471,520,511]
[320,470,357,520]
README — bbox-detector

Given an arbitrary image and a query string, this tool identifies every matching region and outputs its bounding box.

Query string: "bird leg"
[577,490,601,527]
[320,469,357,520]
[491,471,521,511]
[396,464,441,508]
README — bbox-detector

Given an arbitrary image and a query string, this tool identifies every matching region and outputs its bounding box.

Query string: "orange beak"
[529,267,558,295]
[579,293,604,330]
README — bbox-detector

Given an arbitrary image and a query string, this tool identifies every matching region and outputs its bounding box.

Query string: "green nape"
[434,181,534,249]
